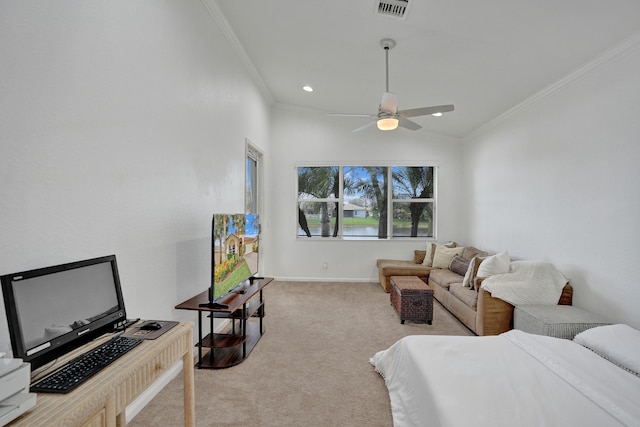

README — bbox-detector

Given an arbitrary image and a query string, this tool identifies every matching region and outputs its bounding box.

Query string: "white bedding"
[370,330,640,426]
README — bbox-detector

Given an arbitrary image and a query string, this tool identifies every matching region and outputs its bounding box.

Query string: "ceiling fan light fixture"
[377,117,398,131]
[302,85,313,92]
[431,112,443,117]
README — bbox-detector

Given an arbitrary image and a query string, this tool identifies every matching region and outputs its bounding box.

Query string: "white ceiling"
[212,0,640,138]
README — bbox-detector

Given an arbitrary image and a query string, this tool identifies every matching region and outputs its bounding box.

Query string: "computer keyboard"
[30,335,144,394]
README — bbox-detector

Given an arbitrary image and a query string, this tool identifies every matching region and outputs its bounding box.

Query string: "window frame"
[295,162,438,240]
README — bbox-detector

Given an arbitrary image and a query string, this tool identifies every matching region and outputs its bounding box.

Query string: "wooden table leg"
[183,328,196,427]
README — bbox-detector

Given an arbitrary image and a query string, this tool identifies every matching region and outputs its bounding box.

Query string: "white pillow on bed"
[574,324,640,376]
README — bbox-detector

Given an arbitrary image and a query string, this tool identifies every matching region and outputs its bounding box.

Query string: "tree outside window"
[297,165,435,239]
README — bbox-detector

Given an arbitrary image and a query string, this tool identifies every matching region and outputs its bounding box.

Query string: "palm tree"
[213,214,228,265]
[297,167,339,237]
[392,167,433,237]
[232,214,246,257]
[350,167,388,238]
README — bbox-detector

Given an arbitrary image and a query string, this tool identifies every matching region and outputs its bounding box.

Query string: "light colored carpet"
[129,281,473,427]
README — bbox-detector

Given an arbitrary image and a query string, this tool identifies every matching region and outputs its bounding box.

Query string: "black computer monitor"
[1,255,127,370]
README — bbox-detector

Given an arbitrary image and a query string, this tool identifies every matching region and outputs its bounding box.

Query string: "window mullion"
[338,166,344,238]
[387,167,393,238]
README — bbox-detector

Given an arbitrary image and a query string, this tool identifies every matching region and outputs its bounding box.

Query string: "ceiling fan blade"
[330,40,455,133]
[399,104,455,118]
[353,120,378,132]
[326,113,377,118]
[398,118,422,131]
[380,92,398,114]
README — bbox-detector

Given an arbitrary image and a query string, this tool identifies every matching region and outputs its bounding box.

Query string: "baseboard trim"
[125,359,183,423]
[273,277,376,283]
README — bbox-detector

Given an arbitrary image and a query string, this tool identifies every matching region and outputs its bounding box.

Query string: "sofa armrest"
[558,284,573,305]
[476,283,574,336]
[476,289,514,336]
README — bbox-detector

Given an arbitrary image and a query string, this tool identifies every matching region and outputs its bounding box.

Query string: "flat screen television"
[203,213,259,308]
[1,255,127,370]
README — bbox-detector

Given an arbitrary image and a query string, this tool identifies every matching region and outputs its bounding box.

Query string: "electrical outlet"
[322,262,328,270]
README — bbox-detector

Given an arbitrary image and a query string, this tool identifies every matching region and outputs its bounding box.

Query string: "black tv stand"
[198,301,229,309]
[199,287,236,308]
[176,277,273,368]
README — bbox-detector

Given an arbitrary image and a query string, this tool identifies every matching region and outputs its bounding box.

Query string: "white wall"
[462,35,640,328]
[0,0,271,354]
[265,104,463,282]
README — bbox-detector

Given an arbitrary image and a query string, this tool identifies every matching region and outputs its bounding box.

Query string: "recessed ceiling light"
[431,112,443,117]
[302,85,314,92]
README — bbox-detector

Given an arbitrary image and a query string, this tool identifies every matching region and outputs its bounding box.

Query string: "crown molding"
[200,0,274,104]
[465,30,640,141]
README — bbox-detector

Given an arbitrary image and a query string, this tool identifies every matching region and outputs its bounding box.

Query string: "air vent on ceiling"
[376,0,409,19]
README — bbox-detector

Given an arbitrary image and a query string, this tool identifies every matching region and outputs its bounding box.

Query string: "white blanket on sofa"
[480,260,567,306]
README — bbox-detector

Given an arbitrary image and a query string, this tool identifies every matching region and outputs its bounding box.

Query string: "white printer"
[0,356,36,426]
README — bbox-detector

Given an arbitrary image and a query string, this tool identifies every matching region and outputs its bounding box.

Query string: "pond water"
[299,226,431,237]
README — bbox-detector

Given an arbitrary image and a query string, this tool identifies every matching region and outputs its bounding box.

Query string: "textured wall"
[267,104,464,282]
[461,36,640,328]
[0,0,271,354]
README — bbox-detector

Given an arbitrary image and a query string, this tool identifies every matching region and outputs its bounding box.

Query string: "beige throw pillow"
[463,256,479,287]
[422,241,456,266]
[422,242,435,266]
[432,245,465,269]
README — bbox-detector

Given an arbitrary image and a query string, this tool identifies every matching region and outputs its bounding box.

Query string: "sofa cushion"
[461,246,488,261]
[432,245,465,269]
[449,255,470,276]
[429,268,463,289]
[414,250,427,264]
[379,260,432,277]
[449,283,479,310]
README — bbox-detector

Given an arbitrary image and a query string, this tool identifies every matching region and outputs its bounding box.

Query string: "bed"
[370,324,640,426]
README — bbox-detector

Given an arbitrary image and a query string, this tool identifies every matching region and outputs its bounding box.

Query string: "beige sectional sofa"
[377,245,573,336]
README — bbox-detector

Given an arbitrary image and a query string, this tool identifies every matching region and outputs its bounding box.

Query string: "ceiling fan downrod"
[380,38,396,93]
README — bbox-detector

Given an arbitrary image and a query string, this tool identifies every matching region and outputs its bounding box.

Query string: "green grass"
[305,217,415,227]
[215,260,252,299]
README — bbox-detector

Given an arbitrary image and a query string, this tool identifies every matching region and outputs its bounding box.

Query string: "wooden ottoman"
[390,276,434,324]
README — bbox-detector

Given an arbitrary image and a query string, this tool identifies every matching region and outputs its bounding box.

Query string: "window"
[297,165,436,239]
[246,145,260,216]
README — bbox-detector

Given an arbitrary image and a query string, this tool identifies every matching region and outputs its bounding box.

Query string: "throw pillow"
[463,256,483,288]
[432,245,465,269]
[422,241,456,266]
[461,246,488,261]
[422,242,435,266]
[476,251,510,278]
[449,255,470,276]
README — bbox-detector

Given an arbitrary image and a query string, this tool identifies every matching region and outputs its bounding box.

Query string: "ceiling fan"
[328,38,454,132]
